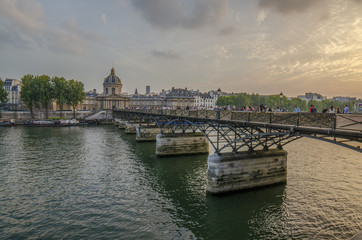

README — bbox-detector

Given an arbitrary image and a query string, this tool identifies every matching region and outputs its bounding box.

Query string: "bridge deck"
[114,109,362,152]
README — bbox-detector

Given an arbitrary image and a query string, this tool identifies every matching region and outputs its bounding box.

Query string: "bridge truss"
[114,110,362,153]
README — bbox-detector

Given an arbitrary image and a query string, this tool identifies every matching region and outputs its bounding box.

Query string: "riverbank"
[0,110,91,120]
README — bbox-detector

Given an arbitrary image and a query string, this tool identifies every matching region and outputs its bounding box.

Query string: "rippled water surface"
[0,126,361,239]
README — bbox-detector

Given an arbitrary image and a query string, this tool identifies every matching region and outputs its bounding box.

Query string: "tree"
[52,76,67,117]
[38,75,53,119]
[65,79,85,119]
[21,75,39,119]
[0,78,8,103]
[0,78,8,118]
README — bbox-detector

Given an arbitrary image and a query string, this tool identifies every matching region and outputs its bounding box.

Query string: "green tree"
[0,78,8,103]
[52,76,67,117]
[0,78,8,118]
[20,74,41,119]
[65,79,85,119]
[38,75,53,119]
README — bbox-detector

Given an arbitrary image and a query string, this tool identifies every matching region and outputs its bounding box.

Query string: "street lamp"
[279,92,283,109]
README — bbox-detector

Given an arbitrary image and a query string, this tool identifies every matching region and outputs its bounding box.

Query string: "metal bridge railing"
[120,109,361,132]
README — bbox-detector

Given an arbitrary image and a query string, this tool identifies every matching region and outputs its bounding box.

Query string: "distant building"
[332,96,357,102]
[130,94,163,109]
[79,89,98,111]
[95,68,129,110]
[79,68,129,111]
[297,92,326,101]
[3,79,22,109]
[3,79,21,103]
[146,86,150,95]
[9,85,23,109]
[129,87,195,109]
[194,88,222,109]
[164,87,194,109]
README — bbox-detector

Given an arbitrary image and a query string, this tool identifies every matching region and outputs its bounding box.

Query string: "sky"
[1,0,362,98]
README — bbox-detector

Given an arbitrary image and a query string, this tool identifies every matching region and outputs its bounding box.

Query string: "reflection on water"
[0,126,361,239]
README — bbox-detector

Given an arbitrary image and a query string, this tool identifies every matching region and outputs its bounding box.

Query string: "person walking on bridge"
[343,104,349,114]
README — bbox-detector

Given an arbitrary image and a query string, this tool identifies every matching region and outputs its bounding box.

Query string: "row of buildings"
[3,68,360,113]
[297,92,357,102]
[2,68,224,112]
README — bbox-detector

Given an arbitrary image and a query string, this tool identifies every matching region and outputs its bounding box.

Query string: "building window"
[112,88,115,94]
[106,88,108,94]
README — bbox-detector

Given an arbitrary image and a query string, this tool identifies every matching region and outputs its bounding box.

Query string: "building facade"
[3,79,22,109]
[95,68,129,110]
[194,89,221,109]
[297,92,326,101]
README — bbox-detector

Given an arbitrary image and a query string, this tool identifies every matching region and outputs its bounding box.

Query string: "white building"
[3,79,22,109]
[194,89,222,109]
[3,79,21,103]
[10,85,22,108]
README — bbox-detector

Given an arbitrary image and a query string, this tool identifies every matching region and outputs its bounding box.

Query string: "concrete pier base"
[125,122,138,134]
[125,122,156,134]
[118,120,127,129]
[136,126,161,141]
[156,132,209,156]
[207,149,287,194]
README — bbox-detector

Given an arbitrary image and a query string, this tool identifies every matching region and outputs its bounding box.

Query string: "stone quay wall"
[0,111,90,121]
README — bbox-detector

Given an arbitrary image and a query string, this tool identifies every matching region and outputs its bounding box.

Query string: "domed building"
[103,67,122,95]
[96,68,129,110]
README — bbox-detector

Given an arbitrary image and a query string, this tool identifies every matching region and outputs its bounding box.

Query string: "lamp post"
[279,92,283,109]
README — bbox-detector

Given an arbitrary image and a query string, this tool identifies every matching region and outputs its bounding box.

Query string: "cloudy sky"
[1,0,362,98]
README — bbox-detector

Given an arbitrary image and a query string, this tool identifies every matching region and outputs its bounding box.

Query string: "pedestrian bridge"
[113,109,361,194]
[114,109,362,152]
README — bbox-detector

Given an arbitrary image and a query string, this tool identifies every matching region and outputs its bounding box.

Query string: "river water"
[0,126,361,239]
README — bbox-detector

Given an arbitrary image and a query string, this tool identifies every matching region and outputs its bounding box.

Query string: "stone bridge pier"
[136,126,161,142]
[125,122,155,134]
[118,120,127,129]
[207,149,287,194]
[156,132,209,156]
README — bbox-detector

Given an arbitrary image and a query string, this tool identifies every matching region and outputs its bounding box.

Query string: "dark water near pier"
[0,126,361,239]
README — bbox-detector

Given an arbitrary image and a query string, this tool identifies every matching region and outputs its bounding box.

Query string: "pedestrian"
[336,107,341,114]
[294,106,300,112]
[309,105,317,113]
[343,104,349,114]
[329,106,335,113]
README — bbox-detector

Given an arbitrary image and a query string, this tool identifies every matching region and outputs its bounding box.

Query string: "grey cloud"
[218,25,236,36]
[258,0,326,14]
[61,19,105,43]
[132,0,228,30]
[0,1,105,55]
[0,0,45,34]
[0,24,31,49]
[151,49,182,59]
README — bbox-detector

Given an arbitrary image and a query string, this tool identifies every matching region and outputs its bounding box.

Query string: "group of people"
[220,104,287,112]
[308,104,349,114]
[126,104,351,113]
